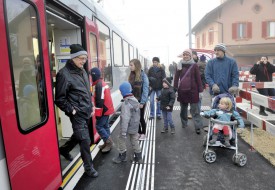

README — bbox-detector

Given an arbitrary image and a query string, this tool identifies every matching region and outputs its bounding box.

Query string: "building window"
[196,37,200,49]
[202,33,206,48]
[262,21,275,38]
[232,22,252,40]
[208,28,214,45]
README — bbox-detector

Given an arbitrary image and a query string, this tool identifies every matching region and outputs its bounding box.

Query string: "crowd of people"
[55,43,274,177]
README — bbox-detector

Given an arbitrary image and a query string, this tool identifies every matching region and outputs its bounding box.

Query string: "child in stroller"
[200,93,247,166]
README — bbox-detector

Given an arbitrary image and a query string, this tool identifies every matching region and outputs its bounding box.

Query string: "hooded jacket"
[120,95,140,135]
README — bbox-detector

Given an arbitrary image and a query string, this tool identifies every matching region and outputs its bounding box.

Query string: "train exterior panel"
[0,0,148,189]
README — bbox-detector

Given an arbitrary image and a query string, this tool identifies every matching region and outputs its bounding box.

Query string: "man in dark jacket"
[55,44,98,178]
[148,57,166,120]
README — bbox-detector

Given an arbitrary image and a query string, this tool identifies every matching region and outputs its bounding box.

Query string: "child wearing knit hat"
[113,82,143,164]
[157,77,176,134]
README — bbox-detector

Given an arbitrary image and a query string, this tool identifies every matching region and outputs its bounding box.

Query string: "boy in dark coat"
[157,77,176,134]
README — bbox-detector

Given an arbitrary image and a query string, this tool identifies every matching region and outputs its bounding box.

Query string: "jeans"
[180,102,203,130]
[162,110,174,128]
[150,90,161,117]
[96,115,110,142]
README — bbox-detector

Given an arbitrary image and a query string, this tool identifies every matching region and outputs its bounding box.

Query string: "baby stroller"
[201,93,247,167]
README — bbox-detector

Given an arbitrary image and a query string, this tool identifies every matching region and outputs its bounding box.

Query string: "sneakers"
[259,111,268,116]
[139,134,146,140]
[85,168,99,178]
[157,116,162,120]
[171,128,175,134]
[149,116,154,120]
[161,127,168,133]
[60,150,73,161]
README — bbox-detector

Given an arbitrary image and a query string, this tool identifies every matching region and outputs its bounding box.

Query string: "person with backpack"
[112,82,142,164]
[128,59,149,140]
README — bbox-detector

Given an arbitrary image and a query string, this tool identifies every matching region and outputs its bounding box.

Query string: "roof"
[191,0,232,33]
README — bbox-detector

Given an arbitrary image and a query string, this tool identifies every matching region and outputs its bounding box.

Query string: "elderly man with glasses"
[55,44,98,178]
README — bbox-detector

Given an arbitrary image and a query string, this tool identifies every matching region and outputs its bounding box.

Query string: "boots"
[112,151,127,164]
[209,133,218,144]
[224,135,231,147]
[98,142,106,150]
[85,167,99,178]
[101,137,113,153]
[133,152,143,164]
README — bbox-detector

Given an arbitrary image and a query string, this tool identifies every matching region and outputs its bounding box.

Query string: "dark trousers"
[257,88,275,112]
[60,116,94,172]
[139,103,147,135]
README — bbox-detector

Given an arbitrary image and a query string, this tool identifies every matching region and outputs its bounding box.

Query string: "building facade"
[192,0,275,69]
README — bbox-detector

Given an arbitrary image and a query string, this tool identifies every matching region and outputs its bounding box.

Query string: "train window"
[5,0,46,131]
[112,32,123,66]
[123,40,129,66]
[94,18,113,86]
[129,45,134,61]
[89,33,98,68]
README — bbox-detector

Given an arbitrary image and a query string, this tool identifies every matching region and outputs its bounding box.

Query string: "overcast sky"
[98,0,221,63]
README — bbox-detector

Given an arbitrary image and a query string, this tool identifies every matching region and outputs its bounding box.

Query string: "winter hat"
[200,54,206,62]
[192,51,197,56]
[182,49,192,57]
[23,85,36,97]
[152,57,160,63]
[163,77,173,86]
[90,67,101,82]
[119,82,132,97]
[214,43,226,53]
[70,44,87,59]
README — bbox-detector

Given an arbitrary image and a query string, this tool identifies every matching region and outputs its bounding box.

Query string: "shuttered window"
[232,22,252,40]
[262,21,275,38]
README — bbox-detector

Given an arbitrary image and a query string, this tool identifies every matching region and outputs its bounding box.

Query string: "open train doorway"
[46,10,83,170]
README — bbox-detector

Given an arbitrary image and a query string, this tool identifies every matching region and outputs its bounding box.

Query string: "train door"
[0,0,61,189]
[84,16,100,143]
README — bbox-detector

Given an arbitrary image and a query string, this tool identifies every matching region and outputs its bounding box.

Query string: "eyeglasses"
[77,56,88,61]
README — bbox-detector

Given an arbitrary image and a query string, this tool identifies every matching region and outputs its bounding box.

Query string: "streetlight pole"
[188,0,192,48]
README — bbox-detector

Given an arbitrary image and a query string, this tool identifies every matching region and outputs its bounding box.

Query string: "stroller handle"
[210,118,238,125]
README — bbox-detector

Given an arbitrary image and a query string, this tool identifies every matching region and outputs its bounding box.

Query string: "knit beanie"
[182,49,192,57]
[70,44,87,59]
[23,85,36,98]
[119,82,132,97]
[152,57,160,63]
[90,67,101,82]
[214,43,226,53]
[163,77,173,86]
[200,54,206,62]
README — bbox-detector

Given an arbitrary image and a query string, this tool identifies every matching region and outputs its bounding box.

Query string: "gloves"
[228,86,239,95]
[212,84,220,94]
[199,92,203,99]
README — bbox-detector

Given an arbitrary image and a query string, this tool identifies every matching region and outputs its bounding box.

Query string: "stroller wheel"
[232,153,247,167]
[203,150,216,163]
